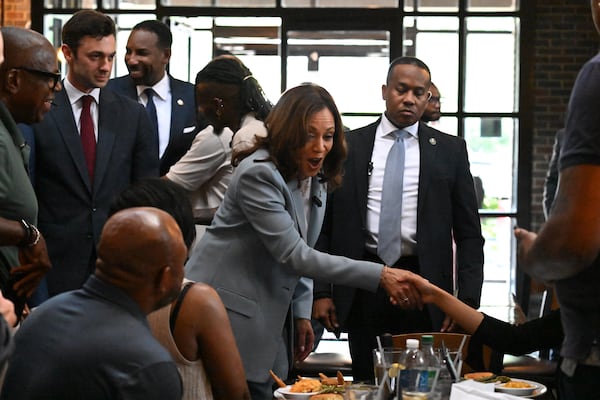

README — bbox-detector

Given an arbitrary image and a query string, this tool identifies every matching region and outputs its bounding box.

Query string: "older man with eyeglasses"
[0,26,58,322]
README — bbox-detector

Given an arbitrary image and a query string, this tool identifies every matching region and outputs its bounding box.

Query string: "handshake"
[379,266,432,309]
[313,267,442,334]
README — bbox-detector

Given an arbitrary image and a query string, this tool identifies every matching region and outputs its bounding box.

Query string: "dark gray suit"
[107,74,207,175]
[33,87,159,296]
[315,119,484,380]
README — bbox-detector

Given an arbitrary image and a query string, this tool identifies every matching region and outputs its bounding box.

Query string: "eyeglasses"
[15,67,61,90]
[429,96,441,104]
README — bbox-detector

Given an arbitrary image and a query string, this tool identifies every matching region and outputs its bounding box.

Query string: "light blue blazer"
[185,148,383,383]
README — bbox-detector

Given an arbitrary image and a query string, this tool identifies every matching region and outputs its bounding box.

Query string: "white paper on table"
[450,380,524,400]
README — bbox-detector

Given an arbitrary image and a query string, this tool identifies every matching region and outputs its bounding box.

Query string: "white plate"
[495,379,548,398]
[274,385,320,400]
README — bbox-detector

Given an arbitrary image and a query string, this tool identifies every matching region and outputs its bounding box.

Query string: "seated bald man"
[0,207,186,400]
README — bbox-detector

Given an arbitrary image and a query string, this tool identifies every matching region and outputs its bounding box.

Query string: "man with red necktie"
[31,10,158,298]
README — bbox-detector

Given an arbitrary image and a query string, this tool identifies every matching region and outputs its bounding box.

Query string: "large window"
[33,0,526,321]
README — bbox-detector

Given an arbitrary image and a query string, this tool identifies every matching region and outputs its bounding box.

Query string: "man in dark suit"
[32,10,159,297]
[107,19,207,176]
[313,56,484,382]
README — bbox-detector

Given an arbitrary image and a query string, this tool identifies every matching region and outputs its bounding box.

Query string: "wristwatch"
[18,219,40,247]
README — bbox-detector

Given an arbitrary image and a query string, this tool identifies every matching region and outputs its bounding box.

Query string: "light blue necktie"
[378,129,408,265]
[144,88,159,140]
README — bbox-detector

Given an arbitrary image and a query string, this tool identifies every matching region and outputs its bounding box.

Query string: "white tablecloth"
[450,380,524,399]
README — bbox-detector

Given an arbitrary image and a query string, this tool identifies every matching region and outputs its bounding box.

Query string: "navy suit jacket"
[315,119,485,330]
[32,86,159,296]
[107,74,207,175]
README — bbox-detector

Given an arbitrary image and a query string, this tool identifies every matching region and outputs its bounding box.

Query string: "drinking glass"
[373,348,404,385]
[344,384,379,400]
[435,349,460,400]
[372,348,404,400]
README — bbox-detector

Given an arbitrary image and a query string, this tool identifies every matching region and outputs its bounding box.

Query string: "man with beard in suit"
[107,19,208,175]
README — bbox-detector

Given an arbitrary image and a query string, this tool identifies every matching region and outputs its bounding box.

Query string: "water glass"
[372,348,404,386]
[372,348,404,400]
[436,349,462,378]
[434,349,460,400]
[344,384,379,400]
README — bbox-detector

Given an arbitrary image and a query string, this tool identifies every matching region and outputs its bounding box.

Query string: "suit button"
[86,234,92,239]
[92,208,97,212]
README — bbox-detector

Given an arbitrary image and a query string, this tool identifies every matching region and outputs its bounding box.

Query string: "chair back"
[391,332,470,357]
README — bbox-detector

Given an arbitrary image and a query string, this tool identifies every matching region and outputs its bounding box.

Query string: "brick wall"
[1,0,31,27]
[530,1,600,231]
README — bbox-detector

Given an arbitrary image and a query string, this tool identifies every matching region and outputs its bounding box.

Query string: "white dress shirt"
[64,78,100,141]
[366,114,420,256]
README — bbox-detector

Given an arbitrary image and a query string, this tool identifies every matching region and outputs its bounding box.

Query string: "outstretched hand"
[380,267,423,310]
[405,273,435,303]
[406,273,484,334]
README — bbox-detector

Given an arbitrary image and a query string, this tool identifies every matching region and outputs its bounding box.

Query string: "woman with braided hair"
[165,55,272,227]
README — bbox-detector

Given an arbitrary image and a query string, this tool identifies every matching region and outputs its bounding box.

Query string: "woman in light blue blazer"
[185,84,420,400]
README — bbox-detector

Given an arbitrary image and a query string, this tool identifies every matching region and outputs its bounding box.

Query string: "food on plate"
[270,369,287,388]
[463,371,494,381]
[318,373,336,386]
[275,371,346,399]
[336,370,345,386]
[290,378,322,393]
[463,372,510,384]
[495,379,538,396]
[276,386,320,400]
[318,373,338,386]
[502,380,534,389]
[309,394,343,400]
[318,371,348,387]
[318,384,345,395]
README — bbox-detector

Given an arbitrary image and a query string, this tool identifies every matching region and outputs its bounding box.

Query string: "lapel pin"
[429,137,437,145]
[177,99,184,106]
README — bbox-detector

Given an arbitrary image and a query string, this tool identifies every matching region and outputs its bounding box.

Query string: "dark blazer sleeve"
[413,125,484,325]
[449,136,485,309]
